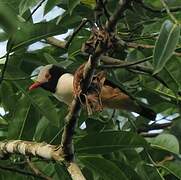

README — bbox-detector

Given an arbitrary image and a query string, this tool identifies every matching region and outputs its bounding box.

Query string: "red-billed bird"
[29,64,156,120]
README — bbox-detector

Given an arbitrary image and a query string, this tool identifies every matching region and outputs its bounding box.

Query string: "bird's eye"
[45,73,51,79]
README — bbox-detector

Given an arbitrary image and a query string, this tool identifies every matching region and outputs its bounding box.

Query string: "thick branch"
[0,140,63,161]
[60,1,128,177]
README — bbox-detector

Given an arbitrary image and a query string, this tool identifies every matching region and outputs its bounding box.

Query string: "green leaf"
[163,160,181,179]
[68,0,80,15]
[6,66,60,126]
[81,0,96,8]
[19,0,38,16]
[137,162,164,180]
[75,131,148,154]
[44,0,60,15]
[80,156,128,180]
[44,53,58,64]
[33,117,49,141]
[153,20,180,74]
[11,14,81,50]
[8,96,31,139]
[113,160,141,180]
[54,163,72,180]
[149,134,180,154]
[0,2,19,32]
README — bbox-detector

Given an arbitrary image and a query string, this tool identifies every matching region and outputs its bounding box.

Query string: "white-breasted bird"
[29,64,156,120]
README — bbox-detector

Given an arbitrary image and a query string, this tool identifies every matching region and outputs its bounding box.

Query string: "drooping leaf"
[113,160,141,180]
[6,66,60,126]
[0,2,20,32]
[19,0,38,16]
[163,160,181,179]
[68,0,80,15]
[54,163,72,180]
[148,134,180,154]
[8,96,31,139]
[81,0,96,8]
[137,162,164,180]
[11,14,81,50]
[153,20,180,74]
[76,131,148,154]
[44,0,60,15]
[80,156,128,180]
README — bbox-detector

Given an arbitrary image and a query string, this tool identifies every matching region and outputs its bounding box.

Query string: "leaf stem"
[160,0,178,24]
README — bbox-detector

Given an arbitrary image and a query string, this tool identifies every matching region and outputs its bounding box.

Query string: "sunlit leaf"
[153,20,180,74]
[149,134,179,154]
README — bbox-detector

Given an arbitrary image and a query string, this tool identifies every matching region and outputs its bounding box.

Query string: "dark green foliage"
[0,0,180,179]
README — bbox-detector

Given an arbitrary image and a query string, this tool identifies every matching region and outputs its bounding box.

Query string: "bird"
[29,64,156,120]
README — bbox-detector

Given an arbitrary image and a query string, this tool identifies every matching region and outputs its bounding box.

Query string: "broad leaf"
[76,131,148,154]
[19,0,38,16]
[8,96,31,139]
[80,156,128,180]
[153,20,180,74]
[68,0,80,15]
[11,14,81,50]
[6,66,60,126]
[148,134,179,154]
[44,0,60,15]
[54,163,72,180]
[163,160,181,179]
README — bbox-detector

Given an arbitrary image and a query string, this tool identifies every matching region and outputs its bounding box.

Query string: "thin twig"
[105,0,131,32]
[0,43,12,84]
[125,42,181,56]
[100,56,152,68]
[3,74,37,81]
[160,0,178,24]
[0,164,45,179]
[65,18,90,49]
[100,0,110,20]
[26,0,47,21]
[100,55,169,88]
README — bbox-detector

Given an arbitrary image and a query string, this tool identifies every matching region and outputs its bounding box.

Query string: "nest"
[73,63,106,115]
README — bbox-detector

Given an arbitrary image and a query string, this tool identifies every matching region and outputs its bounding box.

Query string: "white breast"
[54,73,74,105]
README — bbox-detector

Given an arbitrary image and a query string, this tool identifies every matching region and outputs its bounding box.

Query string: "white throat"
[54,73,74,105]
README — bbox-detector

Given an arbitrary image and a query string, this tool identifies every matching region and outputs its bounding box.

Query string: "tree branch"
[60,1,130,179]
[0,164,45,179]
[100,55,152,68]
[105,0,131,32]
[125,42,181,57]
[0,140,63,161]
[100,55,169,88]
[65,18,90,49]
[46,37,66,49]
